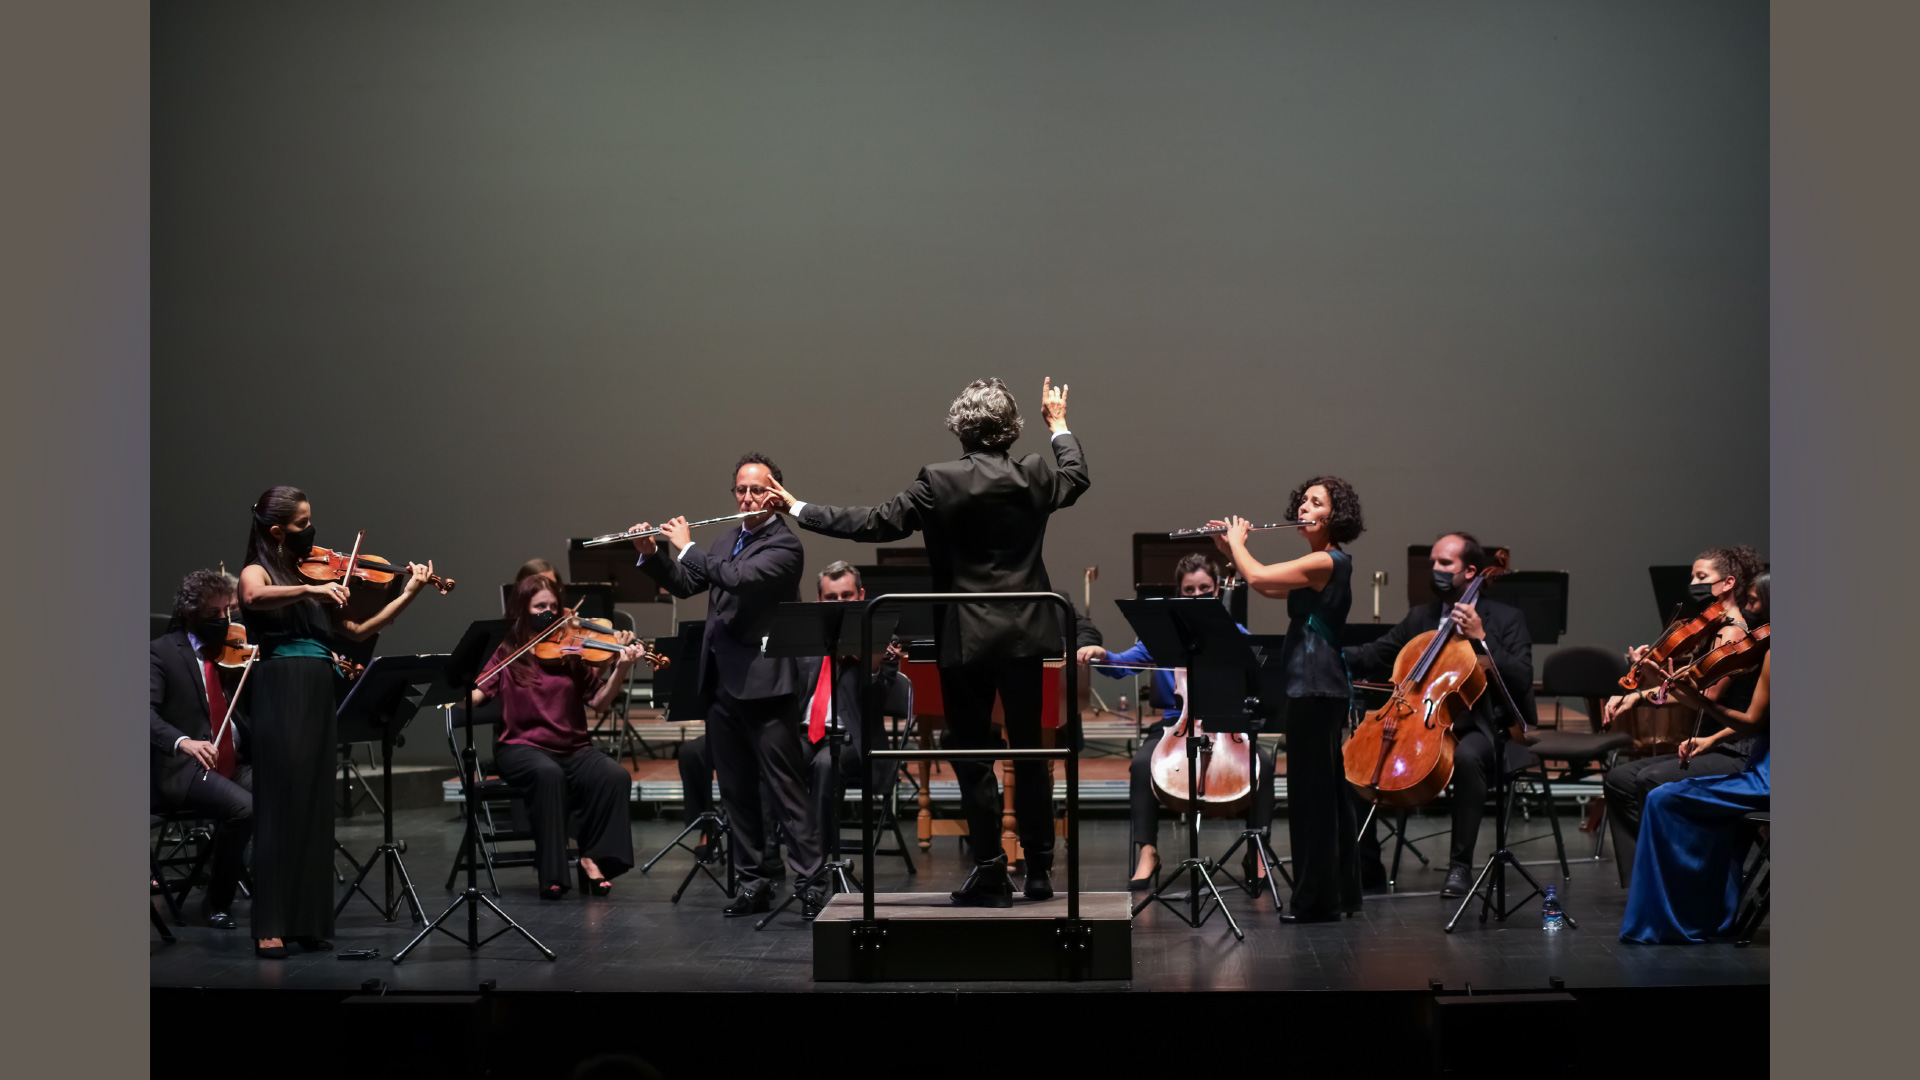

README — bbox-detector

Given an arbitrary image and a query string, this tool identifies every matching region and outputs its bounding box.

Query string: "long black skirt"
[249,656,337,940]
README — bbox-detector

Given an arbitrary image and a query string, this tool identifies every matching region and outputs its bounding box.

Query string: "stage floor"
[151,806,1767,994]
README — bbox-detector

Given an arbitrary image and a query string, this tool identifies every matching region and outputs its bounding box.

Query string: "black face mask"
[194,615,230,645]
[1432,568,1461,601]
[528,609,560,632]
[1688,582,1718,604]
[281,524,316,559]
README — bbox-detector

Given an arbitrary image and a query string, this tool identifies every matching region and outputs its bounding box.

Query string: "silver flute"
[582,511,760,547]
[1166,520,1313,539]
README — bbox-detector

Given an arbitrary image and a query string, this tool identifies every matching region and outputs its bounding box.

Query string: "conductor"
[765,377,1089,907]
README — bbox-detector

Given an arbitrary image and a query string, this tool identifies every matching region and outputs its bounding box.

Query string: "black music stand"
[1445,638,1579,934]
[393,620,555,963]
[639,620,740,902]
[752,603,898,930]
[1118,598,1265,940]
[333,654,454,925]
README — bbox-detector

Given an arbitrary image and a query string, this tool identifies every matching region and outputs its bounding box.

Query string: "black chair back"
[1540,646,1627,699]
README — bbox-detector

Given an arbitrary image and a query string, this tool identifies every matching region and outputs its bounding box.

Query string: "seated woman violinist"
[470,575,661,899]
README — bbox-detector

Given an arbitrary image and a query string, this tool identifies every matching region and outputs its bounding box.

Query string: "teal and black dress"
[244,565,340,941]
[1278,548,1361,919]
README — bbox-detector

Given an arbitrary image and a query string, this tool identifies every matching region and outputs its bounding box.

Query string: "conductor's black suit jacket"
[794,433,1090,666]
[149,628,251,809]
[641,515,805,712]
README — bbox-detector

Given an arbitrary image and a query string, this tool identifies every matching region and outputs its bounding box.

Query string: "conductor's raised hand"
[1041,376,1070,434]
[659,516,693,551]
[763,476,799,514]
[628,523,657,558]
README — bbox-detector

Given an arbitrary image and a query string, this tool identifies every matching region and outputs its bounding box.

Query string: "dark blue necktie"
[732,530,747,557]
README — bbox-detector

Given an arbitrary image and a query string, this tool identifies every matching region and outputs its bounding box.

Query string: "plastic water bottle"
[1542,886,1565,932]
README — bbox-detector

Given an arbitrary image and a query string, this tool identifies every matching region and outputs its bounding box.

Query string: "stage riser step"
[813,893,1131,982]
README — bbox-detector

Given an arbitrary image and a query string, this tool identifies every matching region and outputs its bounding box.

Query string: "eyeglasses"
[732,485,771,497]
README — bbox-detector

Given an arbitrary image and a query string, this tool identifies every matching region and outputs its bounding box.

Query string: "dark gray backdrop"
[154,1,1765,763]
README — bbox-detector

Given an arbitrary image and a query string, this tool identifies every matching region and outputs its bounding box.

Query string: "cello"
[1148,667,1259,816]
[1342,568,1506,807]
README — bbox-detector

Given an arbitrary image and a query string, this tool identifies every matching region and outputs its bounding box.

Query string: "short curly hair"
[946,378,1023,452]
[1286,475,1365,545]
[733,452,783,485]
[1698,544,1764,599]
[172,568,238,623]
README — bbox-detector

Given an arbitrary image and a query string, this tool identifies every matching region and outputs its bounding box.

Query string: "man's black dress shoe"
[1024,867,1053,901]
[802,886,827,920]
[950,854,1013,908]
[724,889,771,918]
[1279,910,1342,924]
[1441,865,1473,898]
[203,910,236,930]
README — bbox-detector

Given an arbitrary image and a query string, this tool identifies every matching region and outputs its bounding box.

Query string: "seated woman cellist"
[470,575,653,899]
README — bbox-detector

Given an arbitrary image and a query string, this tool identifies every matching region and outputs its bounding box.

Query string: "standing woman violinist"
[238,486,435,959]
[1210,476,1365,923]
[472,575,650,899]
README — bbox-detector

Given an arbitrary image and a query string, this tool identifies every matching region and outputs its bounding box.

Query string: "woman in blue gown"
[1620,650,1770,944]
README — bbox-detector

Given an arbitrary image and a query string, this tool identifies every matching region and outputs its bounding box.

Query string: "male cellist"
[1342,532,1535,897]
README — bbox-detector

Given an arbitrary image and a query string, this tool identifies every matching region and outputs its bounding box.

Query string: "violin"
[1668,623,1769,690]
[1342,569,1502,808]
[297,540,456,595]
[1148,668,1258,817]
[213,623,256,669]
[532,615,664,669]
[1617,597,1735,691]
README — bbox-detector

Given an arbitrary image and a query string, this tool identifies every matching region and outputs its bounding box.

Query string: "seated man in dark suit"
[1343,532,1535,897]
[768,377,1089,906]
[150,569,254,929]
[630,453,817,917]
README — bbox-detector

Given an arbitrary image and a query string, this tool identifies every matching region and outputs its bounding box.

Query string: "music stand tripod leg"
[1130,733,1245,941]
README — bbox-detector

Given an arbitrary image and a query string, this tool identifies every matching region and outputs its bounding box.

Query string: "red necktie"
[202,658,237,779]
[806,657,833,744]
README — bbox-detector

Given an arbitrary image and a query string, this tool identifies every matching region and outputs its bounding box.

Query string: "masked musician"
[1209,476,1362,923]
[1601,547,1766,884]
[150,569,253,929]
[238,486,435,959]
[1079,553,1276,889]
[1342,532,1537,898]
[631,453,818,917]
[764,378,1088,906]
[1620,648,1770,944]
[471,575,650,899]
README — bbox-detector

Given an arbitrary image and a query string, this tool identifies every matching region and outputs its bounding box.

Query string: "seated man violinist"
[150,569,254,929]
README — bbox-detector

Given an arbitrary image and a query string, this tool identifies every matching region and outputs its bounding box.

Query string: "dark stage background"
[154,1,1765,764]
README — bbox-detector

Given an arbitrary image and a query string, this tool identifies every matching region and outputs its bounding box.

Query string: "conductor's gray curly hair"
[946,378,1023,452]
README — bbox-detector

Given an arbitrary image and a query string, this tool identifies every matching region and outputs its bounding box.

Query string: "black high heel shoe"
[1128,852,1162,890]
[540,883,565,901]
[577,865,613,897]
[255,940,288,960]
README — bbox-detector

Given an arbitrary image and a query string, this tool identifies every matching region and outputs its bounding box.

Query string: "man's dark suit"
[793,433,1090,866]
[641,516,818,893]
[1344,596,1536,872]
[798,648,903,837]
[149,627,254,913]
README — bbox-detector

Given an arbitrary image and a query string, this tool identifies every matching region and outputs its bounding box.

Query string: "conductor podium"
[811,592,1131,982]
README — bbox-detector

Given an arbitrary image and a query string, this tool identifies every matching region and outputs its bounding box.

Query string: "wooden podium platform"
[812,892,1132,982]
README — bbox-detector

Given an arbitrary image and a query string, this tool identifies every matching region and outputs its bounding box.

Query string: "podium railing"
[856,591,1081,923]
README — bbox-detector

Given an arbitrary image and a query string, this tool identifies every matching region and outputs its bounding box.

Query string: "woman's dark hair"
[734,452,783,485]
[1440,531,1494,572]
[515,557,562,586]
[502,574,586,687]
[1698,544,1764,600]
[1173,552,1222,585]
[172,568,238,623]
[946,378,1023,453]
[1286,475,1365,545]
[244,485,309,584]
[1745,572,1770,624]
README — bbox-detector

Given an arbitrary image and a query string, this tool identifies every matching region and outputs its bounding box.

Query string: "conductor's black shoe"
[951,854,1014,908]
[1279,910,1341,924]
[1024,853,1054,901]
[724,889,771,918]
[203,910,236,930]
[1441,865,1472,898]
[802,886,828,920]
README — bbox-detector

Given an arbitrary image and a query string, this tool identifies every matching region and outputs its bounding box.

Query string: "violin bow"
[201,643,260,781]
[474,601,588,689]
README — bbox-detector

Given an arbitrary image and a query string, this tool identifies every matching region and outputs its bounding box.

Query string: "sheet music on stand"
[1112,597,1263,733]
